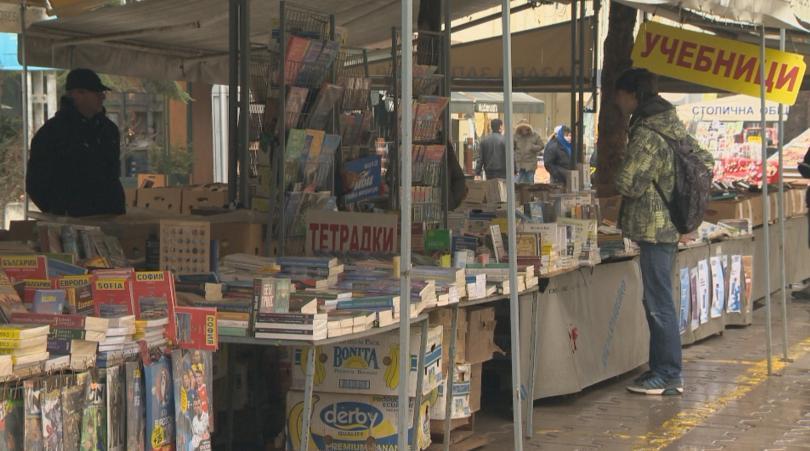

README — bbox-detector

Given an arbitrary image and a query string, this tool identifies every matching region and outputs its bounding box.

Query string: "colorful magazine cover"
[678,268,690,335]
[61,382,85,451]
[0,398,23,450]
[125,362,145,451]
[727,255,743,313]
[40,389,63,451]
[689,267,699,332]
[172,349,214,451]
[709,256,725,319]
[106,365,125,451]
[174,307,218,352]
[23,380,43,451]
[80,376,106,451]
[697,260,711,324]
[144,356,174,451]
[340,155,382,204]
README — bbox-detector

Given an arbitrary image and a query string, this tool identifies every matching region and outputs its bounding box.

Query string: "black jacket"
[27,96,126,217]
[475,132,507,179]
[446,143,467,211]
[543,136,571,185]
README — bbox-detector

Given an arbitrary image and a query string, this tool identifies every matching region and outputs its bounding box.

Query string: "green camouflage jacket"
[616,100,714,244]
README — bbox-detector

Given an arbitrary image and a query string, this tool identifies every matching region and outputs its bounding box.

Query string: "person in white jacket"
[514,119,545,184]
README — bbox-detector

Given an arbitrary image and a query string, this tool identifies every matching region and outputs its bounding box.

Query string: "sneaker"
[627,375,683,395]
[632,370,655,385]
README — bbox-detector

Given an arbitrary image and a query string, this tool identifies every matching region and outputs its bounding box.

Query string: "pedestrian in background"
[544,125,573,185]
[475,119,507,179]
[514,119,544,184]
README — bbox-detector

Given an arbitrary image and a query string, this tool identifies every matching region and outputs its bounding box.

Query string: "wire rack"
[389,29,445,97]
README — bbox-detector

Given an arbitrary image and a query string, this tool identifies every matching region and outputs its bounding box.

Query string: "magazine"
[125,362,145,451]
[679,268,690,335]
[80,375,106,451]
[172,349,212,451]
[41,389,63,451]
[0,398,23,450]
[144,356,174,451]
[727,255,743,313]
[340,155,382,204]
[61,383,85,451]
[106,366,125,451]
[24,380,43,451]
[709,256,725,319]
[305,84,345,130]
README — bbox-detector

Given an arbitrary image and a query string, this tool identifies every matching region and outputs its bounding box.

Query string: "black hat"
[65,68,110,92]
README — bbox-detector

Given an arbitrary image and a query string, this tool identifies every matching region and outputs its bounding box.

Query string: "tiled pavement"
[476,292,810,450]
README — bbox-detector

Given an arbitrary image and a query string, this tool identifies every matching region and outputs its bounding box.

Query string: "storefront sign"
[305,211,398,256]
[475,103,499,113]
[632,21,806,105]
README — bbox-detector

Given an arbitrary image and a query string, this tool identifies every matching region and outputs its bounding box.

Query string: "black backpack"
[649,129,713,234]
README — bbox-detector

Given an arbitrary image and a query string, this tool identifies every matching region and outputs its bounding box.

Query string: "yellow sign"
[631,22,806,106]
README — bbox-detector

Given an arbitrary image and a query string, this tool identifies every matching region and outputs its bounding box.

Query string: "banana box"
[290,325,443,397]
[428,364,472,420]
[285,390,432,450]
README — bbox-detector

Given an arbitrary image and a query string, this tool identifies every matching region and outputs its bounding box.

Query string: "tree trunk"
[594,2,637,198]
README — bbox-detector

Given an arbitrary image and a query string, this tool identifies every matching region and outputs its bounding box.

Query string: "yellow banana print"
[384,344,400,389]
[299,347,326,385]
[287,395,319,450]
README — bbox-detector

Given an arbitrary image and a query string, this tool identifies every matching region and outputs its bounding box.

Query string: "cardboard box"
[430,309,467,372]
[211,222,265,257]
[486,180,507,203]
[704,198,755,225]
[516,234,539,257]
[137,187,182,214]
[465,182,488,204]
[137,173,167,188]
[470,363,482,413]
[181,184,229,214]
[465,307,499,365]
[124,188,137,209]
[430,364,473,420]
[286,390,431,451]
[290,325,443,397]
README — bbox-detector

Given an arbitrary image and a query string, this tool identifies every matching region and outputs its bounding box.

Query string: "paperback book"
[80,376,106,451]
[91,274,135,318]
[175,306,218,351]
[0,398,23,450]
[125,361,145,451]
[106,365,126,451]
[144,356,174,451]
[172,349,211,451]
[23,380,43,451]
[40,389,63,450]
[61,382,85,451]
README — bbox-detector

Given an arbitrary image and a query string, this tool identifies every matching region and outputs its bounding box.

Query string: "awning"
[614,0,808,31]
[451,91,545,115]
[23,0,506,84]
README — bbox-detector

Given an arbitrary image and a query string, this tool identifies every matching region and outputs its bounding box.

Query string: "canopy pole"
[21,0,30,219]
[501,0,524,449]
[238,0,250,206]
[397,0,414,448]
[569,1,576,167]
[759,24,773,375]
[777,28,789,362]
[227,0,238,204]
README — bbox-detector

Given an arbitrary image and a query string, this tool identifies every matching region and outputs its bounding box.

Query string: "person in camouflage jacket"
[614,68,713,396]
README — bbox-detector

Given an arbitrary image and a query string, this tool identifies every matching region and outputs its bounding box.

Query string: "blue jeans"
[517,169,534,184]
[639,242,682,381]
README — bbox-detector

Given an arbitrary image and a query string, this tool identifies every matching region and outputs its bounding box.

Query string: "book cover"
[47,258,88,278]
[80,377,106,451]
[144,356,174,451]
[92,276,135,318]
[172,349,212,451]
[727,255,743,313]
[132,272,178,343]
[306,83,345,130]
[61,383,85,451]
[341,155,382,204]
[106,365,125,451]
[0,255,47,282]
[0,398,23,450]
[697,260,711,324]
[56,275,95,315]
[125,362,145,451]
[174,307,218,352]
[22,279,56,304]
[489,225,506,262]
[284,87,310,129]
[679,267,690,335]
[40,389,63,450]
[285,129,308,163]
[284,35,311,84]
[710,256,725,319]
[0,324,49,340]
[0,271,26,323]
[12,313,107,331]
[33,289,67,314]
[23,380,43,451]
[690,267,700,332]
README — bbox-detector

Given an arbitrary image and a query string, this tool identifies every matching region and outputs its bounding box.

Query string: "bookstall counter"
[753,214,810,303]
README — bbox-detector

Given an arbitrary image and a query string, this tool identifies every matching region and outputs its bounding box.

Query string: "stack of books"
[252,299,327,341]
[97,314,137,367]
[219,254,343,291]
[12,312,107,370]
[134,317,169,348]
[0,324,50,371]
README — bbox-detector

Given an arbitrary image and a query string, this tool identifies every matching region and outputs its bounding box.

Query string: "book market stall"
[9,0,810,450]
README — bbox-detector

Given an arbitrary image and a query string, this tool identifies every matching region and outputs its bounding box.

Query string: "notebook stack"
[10,312,107,371]
[97,314,137,367]
[0,324,50,371]
[134,317,169,349]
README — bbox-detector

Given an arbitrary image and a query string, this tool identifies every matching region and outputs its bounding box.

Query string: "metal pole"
[442,304,459,450]
[20,0,30,218]
[442,0,451,228]
[238,0,250,207]
[277,1,288,256]
[227,0,238,204]
[577,0,585,165]
[778,28,789,362]
[390,27,399,211]
[525,291,540,439]
[760,25,773,375]
[592,0,600,110]
[501,1,524,448]
[411,318,428,451]
[397,0,414,448]
[569,1,576,168]
[300,345,316,450]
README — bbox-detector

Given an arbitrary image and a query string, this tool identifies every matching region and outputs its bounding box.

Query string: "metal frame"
[777,28,790,363]
[227,0,239,204]
[759,25,773,375]
[238,0,251,207]
[21,0,30,219]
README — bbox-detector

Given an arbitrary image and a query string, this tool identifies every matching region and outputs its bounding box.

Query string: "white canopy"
[614,0,809,31]
[23,0,501,84]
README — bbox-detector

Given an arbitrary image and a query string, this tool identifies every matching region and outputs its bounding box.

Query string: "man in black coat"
[26,68,126,216]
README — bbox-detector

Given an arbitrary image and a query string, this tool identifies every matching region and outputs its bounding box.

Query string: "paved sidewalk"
[476,292,810,450]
